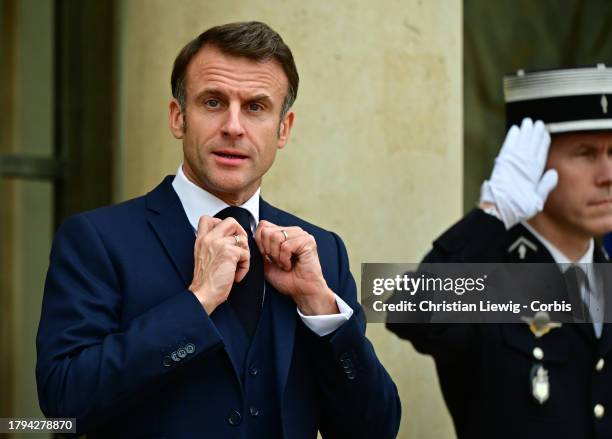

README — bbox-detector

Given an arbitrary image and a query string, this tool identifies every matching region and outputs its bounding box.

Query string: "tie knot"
[215,206,252,234]
[563,265,588,289]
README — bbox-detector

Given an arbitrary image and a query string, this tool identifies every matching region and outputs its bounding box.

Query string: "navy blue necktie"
[215,206,264,338]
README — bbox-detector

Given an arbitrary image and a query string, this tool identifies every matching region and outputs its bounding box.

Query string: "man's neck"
[527,213,592,262]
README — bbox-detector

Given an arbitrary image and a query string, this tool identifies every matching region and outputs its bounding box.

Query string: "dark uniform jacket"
[387,208,612,439]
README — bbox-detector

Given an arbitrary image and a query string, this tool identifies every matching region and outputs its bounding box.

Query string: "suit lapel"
[260,198,297,404]
[146,177,248,382]
[145,177,195,286]
[210,302,248,379]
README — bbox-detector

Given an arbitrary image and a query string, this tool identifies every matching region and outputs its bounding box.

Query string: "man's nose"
[595,156,612,187]
[221,103,245,138]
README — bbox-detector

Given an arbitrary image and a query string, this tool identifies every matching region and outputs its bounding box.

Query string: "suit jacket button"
[228,410,242,425]
[249,366,259,376]
[249,406,260,417]
[185,343,196,354]
[177,348,187,358]
[596,358,605,372]
[346,371,356,380]
[594,404,605,419]
[162,356,172,367]
[171,351,181,362]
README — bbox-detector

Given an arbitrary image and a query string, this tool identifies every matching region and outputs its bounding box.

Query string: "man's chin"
[582,217,612,237]
[206,175,258,200]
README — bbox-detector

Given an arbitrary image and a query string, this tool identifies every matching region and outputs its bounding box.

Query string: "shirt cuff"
[296,294,354,337]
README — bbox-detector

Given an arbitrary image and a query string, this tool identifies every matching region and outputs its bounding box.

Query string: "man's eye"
[248,103,263,112]
[581,150,597,158]
[205,99,220,108]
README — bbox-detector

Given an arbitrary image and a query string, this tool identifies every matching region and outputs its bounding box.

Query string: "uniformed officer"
[387,65,612,439]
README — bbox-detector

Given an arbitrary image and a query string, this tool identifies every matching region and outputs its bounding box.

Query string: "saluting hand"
[480,118,558,229]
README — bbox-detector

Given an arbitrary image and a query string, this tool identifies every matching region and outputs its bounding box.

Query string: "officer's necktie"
[215,206,264,339]
[563,265,592,323]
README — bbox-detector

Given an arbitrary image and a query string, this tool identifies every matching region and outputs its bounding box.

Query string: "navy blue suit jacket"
[36,177,400,438]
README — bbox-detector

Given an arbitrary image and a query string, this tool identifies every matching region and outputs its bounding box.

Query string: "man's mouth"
[212,149,249,165]
[588,198,612,206]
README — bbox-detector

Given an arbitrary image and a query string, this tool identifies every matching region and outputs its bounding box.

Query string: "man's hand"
[189,216,250,315]
[255,221,338,316]
[480,118,558,229]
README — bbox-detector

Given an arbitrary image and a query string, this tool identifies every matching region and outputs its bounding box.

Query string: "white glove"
[480,118,558,229]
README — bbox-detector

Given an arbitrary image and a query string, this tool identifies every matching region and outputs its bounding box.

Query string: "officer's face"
[544,131,612,237]
[169,45,294,204]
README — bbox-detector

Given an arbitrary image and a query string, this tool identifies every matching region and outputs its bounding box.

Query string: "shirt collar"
[171,163,260,233]
[521,221,594,268]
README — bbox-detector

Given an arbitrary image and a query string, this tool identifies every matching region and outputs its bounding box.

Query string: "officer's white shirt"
[522,221,604,337]
[172,164,353,337]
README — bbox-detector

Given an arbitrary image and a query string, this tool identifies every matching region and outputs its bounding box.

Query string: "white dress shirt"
[172,164,353,336]
[522,221,604,337]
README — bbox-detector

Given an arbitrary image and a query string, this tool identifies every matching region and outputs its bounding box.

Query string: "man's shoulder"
[425,208,550,263]
[63,177,174,230]
[424,208,505,261]
[68,194,148,228]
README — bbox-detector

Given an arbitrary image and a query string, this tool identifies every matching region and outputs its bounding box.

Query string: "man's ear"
[277,110,295,149]
[169,98,185,139]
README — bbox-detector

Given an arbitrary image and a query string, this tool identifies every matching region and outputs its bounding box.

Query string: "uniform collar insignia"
[508,236,538,260]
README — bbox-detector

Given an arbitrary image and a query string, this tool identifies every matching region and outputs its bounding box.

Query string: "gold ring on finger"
[233,234,241,246]
[281,230,288,241]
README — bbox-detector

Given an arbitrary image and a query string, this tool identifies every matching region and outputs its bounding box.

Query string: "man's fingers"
[534,121,552,166]
[209,217,249,241]
[536,169,559,201]
[234,246,251,283]
[223,235,249,251]
[517,117,534,149]
[255,222,316,272]
[278,236,303,270]
[499,124,520,156]
[260,227,308,270]
[267,229,287,265]
[255,220,276,257]
[196,215,221,237]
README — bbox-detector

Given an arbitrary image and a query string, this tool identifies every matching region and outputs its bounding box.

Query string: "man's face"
[169,45,294,204]
[544,131,612,237]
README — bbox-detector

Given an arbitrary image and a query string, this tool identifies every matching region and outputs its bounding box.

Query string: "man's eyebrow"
[193,89,273,104]
[575,142,599,149]
[246,94,273,104]
[194,88,227,101]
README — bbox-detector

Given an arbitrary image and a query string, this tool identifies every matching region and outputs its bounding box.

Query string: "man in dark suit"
[387,66,612,439]
[36,21,400,438]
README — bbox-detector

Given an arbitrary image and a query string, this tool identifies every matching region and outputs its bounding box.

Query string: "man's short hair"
[171,21,299,120]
